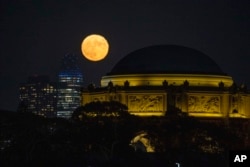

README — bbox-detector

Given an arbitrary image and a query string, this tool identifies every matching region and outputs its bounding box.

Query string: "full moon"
[81,34,109,61]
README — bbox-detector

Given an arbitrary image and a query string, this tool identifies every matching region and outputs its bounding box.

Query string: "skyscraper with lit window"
[57,54,83,119]
[19,75,57,117]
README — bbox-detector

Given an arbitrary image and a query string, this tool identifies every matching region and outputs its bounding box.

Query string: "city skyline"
[1,0,250,111]
[18,54,83,119]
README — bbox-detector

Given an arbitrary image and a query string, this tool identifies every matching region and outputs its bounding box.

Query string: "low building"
[82,45,250,118]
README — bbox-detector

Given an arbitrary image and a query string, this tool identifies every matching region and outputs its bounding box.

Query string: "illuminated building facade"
[19,75,57,117]
[82,45,250,118]
[57,54,83,119]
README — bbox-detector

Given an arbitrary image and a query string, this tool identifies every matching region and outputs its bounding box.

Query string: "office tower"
[57,54,83,119]
[19,75,57,117]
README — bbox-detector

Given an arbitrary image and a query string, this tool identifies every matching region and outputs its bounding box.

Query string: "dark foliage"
[72,101,129,119]
[0,109,249,167]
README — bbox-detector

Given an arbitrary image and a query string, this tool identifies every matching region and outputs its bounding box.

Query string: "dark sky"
[1,0,250,111]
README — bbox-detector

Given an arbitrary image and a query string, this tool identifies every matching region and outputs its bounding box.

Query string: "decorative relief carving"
[188,95,220,113]
[128,95,163,112]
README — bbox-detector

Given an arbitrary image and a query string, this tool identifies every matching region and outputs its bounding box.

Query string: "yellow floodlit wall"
[81,73,250,118]
[82,89,250,118]
[101,74,233,88]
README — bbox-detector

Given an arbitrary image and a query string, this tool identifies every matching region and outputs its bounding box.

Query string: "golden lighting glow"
[81,34,109,61]
[130,132,155,152]
[82,72,250,118]
[101,74,233,87]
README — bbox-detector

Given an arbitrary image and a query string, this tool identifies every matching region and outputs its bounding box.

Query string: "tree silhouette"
[72,101,129,118]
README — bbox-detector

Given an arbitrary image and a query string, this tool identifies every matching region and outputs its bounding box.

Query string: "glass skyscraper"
[57,54,83,119]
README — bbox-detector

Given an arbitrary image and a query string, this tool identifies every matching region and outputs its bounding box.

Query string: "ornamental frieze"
[188,95,220,113]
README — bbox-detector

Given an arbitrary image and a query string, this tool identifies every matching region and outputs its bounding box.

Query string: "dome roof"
[109,45,225,75]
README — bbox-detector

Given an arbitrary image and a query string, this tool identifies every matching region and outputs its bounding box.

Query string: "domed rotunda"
[101,45,232,88]
[83,45,250,118]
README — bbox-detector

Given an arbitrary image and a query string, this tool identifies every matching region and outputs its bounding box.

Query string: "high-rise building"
[19,75,57,117]
[57,54,83,119]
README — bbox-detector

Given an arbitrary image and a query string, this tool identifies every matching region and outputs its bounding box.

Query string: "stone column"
[221,92,230,117]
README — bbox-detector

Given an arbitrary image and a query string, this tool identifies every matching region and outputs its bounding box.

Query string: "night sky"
[1,0,250,111]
